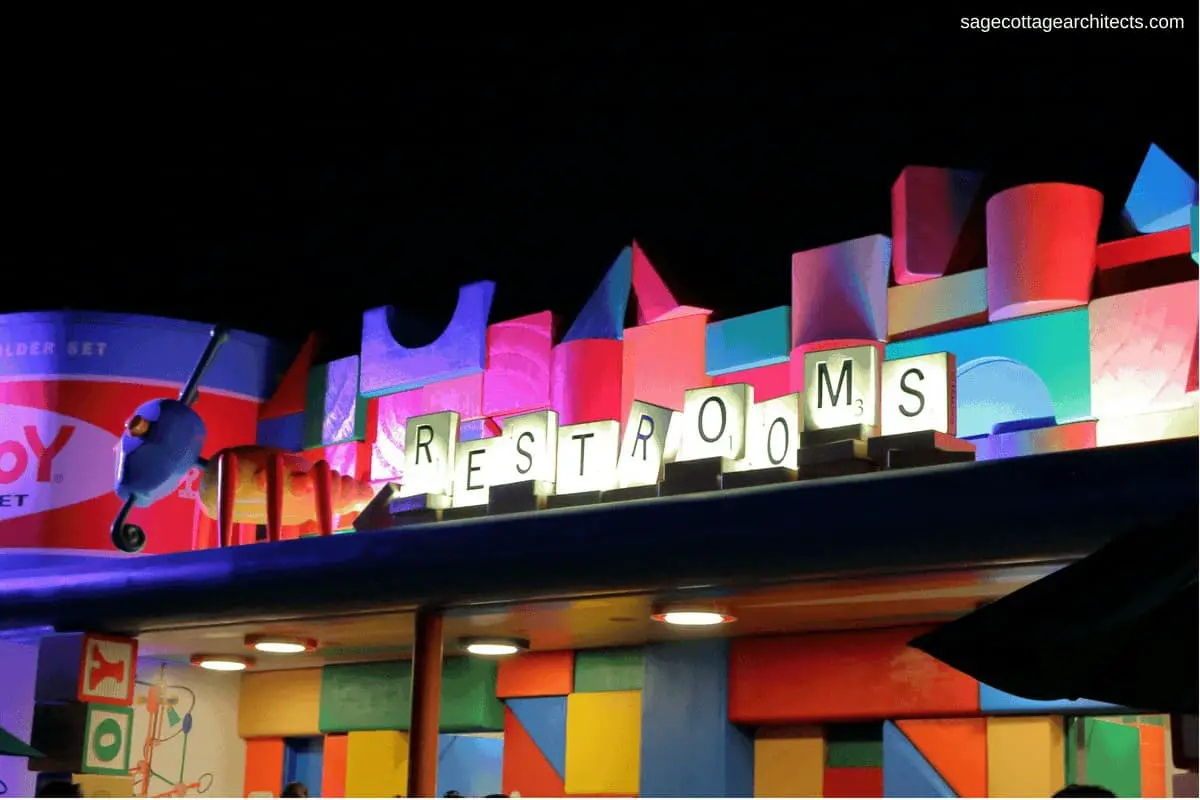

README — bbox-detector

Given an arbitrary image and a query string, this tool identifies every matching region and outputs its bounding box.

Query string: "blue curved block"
[114,399,206,506]
[360,281,496,397]
[507,697,567,779]
[882,722,955,797]
[562,247,633,342]
[1124,144,1198,234]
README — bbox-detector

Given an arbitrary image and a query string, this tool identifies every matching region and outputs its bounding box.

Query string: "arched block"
[791,235,891,347]
[562,248,633,342]
[1124,143,1198,234]
[550,339,624,425]
[986,183,1102,322]
[892,166,985,285]
[360,281,496,397]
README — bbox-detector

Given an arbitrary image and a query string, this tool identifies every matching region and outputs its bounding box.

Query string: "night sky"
[6,24,1196,360]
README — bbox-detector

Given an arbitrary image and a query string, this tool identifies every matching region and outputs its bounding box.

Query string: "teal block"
[705,306,791,376]
[573,648,644,692]
[886,308,1091,438]
[827,722,883,768]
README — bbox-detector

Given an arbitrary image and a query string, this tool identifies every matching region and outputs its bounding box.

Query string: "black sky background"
[4,23,1197,361]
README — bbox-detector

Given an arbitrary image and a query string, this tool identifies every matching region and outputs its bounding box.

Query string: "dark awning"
[0,438,1195,634]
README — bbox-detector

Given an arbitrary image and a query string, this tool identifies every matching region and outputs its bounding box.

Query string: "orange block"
[1139,724,1167,798]
[496,651,574,699]
[824,766,883,797]
[244,737,285,797]
[712,361,792,401]
[896,718,988,798]
[728,627,979,724]
[620,315,711,418]
[503,706,566,797]
[261,334,319,420]
[322,733,348,798]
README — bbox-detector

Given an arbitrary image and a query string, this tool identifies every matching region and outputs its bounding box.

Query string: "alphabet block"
[453,437,499,508]
[36,633,137,707]
[1124,143,1198,234]
[791,234,891,347]
[397,411,459,498]
[986,183,1102,322]
[616,400,674,488]
[678,384,753,461]
[360,281,495,397]
[733,392,801,471]
[556,420,621,495]
[705,307,790,376]
[494,410,558,486]
[887,269,988,341]
[802,345,882,432]
[551,338,624,425]
[621,314,711,418]
[369,388,424,483]
[30,702,134,776]
[481,311,555,416]
[304,355,366,448]
[880,353,956,436]
[562,248,633,342]
[891,166,985,285]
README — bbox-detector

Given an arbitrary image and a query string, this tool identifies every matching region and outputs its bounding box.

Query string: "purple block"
[892,166,984,285]
[0,640,38,796]
[322,355,361,444]
[790,234,891,348]
[360,281,496,398]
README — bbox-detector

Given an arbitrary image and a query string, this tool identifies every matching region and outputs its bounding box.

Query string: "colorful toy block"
[973,419,1097,461]
[640,639,753,797]
[986,183,1102,322]
[360,280,496,397]
[895,718,987,798]
[244,738,286,797]
[551,338,624,425]
[823,766,883,797]
[1090,280,1198,419]
[564,690,642,795]
[260,333,318,420]
[728,627,979,724]
[1124,143,1198,234]
[503,705,566,797]
[345,730,408,797]
[881,721,954,797]
[562,248,633,342]
[754,727,823,798]
[322,733,348,798]
[481,311,555,417]
[304,355,366,448]
[574,648,644,693]
[369,388,424,482]
[496,650,574,698]
[1094,228,1194,298]
[507,697,567,779]
[29,702,134,776]
[421,372,484,418]
[437,734,503,797]
[620,314,711,417]
[705,306,791,376]
[791,234,891,347]
[1140,723,1167,798]
[35,633,138,707]
[632,240,709,324]
[239,668,322,738]
[887,269,988,341]
[257,411,305,452]
[979,683,1118,716]
[826,723,882,767]
[1193,204,1199,263]
[712,361,792,402]
[891,166,985,285]
[985,717,1064,798]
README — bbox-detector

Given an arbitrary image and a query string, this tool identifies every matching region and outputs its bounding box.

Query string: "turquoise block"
[507,697,567,779]
[886,308,1091,438]
[882,722,955,797]
[639,639,753,797]
[1124,144,1198,234]
[979,683,1124,715]
[705,306,791,376]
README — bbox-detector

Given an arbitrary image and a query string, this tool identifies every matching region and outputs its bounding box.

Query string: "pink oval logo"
[0,404,120,519]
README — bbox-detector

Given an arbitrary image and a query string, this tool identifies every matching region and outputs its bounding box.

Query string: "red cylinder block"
[550,338,624,426]
[986,183,1103,322]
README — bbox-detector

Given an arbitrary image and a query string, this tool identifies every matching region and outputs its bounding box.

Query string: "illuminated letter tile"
[802,345,882,431]
[734,392,801,471]
[481,311,555,417]
[304,355,365,448]
[397,411,459,498]
[887,269,988,341]
[891,166,985,285]
[556,420,620,495]
[494,410,559,486]
[791,234,891,347]
[562,248,633,342]
[616,401,674,488]
[369,388,424,483]
[678,384,753,461]
[564,691,641,796]
[1124,143,1198,234]
[550,339,624,425]
[360,281,496,398]
[1089,280,1199,419]
[620,315,711,418]
[880,353,956,436]
[986,183,1102,322]
[705,307,790,376]
[452,437,499,508]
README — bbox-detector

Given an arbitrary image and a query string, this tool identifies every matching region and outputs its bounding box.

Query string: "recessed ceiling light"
[245,635,317,654]
[651,609,736,627]
[460,638,530,657]
[191,654,254,672]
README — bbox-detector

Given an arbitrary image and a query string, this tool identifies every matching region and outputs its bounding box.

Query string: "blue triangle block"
[562,247,633,342]
[883,722,956,798]
[506,696,567,780]
[1124,144,1199,234]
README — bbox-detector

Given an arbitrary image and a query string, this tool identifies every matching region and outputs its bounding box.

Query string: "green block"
[1084,719,1142,798]
[319,658,504,733]
[826,722,883,768]
[573,648,644,692]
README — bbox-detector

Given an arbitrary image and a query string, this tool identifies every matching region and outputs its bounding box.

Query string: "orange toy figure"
[196,446,375,545]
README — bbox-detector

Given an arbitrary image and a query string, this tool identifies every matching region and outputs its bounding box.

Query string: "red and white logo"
[0,403,119,519]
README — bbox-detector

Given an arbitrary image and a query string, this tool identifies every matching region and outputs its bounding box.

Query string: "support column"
[407,608,445,797]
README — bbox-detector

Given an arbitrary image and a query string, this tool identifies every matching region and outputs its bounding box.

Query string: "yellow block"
[72,773,134,798]
[754,726,824,798]
[345,729,409,798]
[564,690,642,795]
[239,668,322,738]
[986,716,1065,798]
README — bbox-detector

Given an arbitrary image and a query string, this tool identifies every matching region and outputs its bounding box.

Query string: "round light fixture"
[460,637,530,657]
[191,654,254,672]
[245,635,317,654]
[651,609,736,627]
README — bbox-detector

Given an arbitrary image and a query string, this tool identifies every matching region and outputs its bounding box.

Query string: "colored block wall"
[345,729,409,797]
[239,668,323,738]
